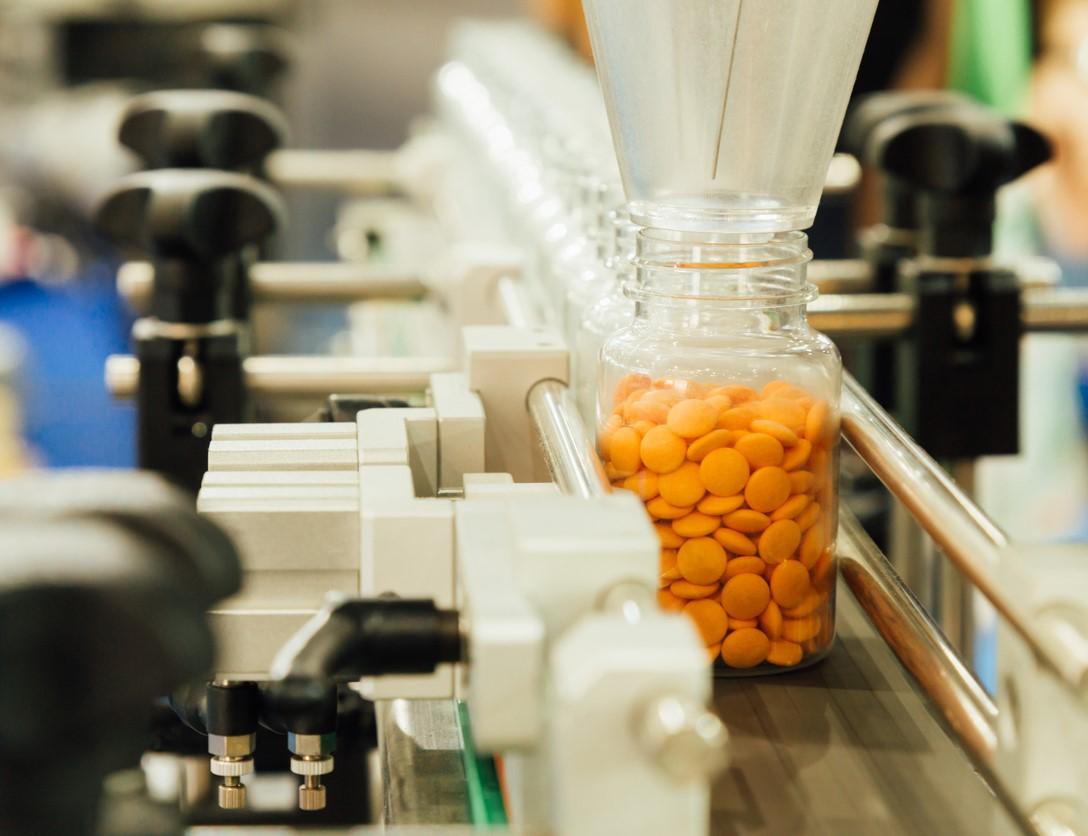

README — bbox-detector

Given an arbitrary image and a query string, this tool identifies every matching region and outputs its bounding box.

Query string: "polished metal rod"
[118,260,426,310]
[527,379,611,499]
[264,148,400,194]
[838,509,1041,836]
[105,355,454,400]
[841,372,1088,695]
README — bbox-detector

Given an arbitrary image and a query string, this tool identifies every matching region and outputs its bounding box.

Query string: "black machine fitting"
[274,598,464,683]
[119,89,288,174]
[96,170,283,490]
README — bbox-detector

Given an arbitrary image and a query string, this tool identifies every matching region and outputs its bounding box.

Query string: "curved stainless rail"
[526,379,610,499]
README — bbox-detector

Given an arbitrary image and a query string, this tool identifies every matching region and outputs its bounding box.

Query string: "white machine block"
[430,241,525,328]
[208,437,359,471]
[212,423,357,441]
[357,407,438,496]
[430,372,485,492]
[217,570,360,609]
[456,501,545,749]
[462,473,557,499]
[463,324,567,483]
[549,614,710,836]
[507,491,658,638]
[202,470,358,488]
[209,609,319,680]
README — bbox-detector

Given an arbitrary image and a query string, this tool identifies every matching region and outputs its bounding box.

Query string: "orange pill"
[698,447,750,497]
[677,537,727,585]
[795,501,821,532]
[654,522,685,549]
[640,426,687,474]
[759,519,802,564]
[642,387,684,405]
[723,385,758,403]
[745,466,792,513]
[789,470,815,495]
[782,589,823,618]
[758,398,807,433]
[623,470,660,501]
[719,405,759,431]
[670,580,721,600]
[735,433,785,469]
[659,549,682,583]
[684,599,728,645]
[609,426,642,476]
[698,494,745,516]
[631,420,657,436]
[724,556,767,580]
[598,414,623,458]
[658,461,707,508]
[770,560,811,609]
[686,429,733,463]
[749,419,799,447]
[729,617,758,629]
[759,600,784,639]
[626,398,670,424]
[672,512,720,538]
[723,509,771,533]
[666,399,718,439]
[656,587,685,612]
[714,528,758,556]
[706,643,723,662]
[770,494,810,522]
[720,628,771,669]
[720,573,771,620]
[800,522,826,568]
[781,439,812,472]
[646,497,693,520]
[705,393,732,413]
[810,551,834,589]
[782,615,821,644]
[616,373,652,400]
[805,400,830,444]
[767,639,803,667]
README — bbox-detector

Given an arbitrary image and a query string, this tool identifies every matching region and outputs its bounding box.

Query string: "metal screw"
[218,776,246,810]
[298,774,327,811]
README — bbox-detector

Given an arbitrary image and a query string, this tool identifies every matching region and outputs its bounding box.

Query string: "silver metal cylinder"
[841,372,1088,695]
[264,148,399,194]
[527,379,611,499]
[105,354,454,400]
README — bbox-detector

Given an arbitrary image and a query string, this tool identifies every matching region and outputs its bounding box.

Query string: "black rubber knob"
[206,681,261,737]
[874,109,1051,257]
[119,89,288,172]
[196,23,292,97]
[96,169,284,322]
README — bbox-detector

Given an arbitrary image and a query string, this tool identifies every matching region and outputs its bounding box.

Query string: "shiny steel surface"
[527,379,611,499]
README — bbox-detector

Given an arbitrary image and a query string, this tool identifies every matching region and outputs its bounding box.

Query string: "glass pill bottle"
[597,229,841,674]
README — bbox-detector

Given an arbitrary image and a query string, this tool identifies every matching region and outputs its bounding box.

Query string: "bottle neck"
[630,229,814,334]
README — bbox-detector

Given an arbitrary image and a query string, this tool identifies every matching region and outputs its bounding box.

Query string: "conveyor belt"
[710,585,1018,836]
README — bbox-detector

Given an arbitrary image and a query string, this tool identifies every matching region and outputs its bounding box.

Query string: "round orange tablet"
[656,588,685,612]
[749,419,799,447]
[706,643,723,662]
[623,470,660,501]
[758,398,807,433]
[723,556,766,580]
[759,600,784,639]
[609,426,642,476]
[734,433,784,468]
[684,599,728,645]
[723,509,771,533]
[698,494,745,516]
[640,425,687,474]
[643,387,683,405]
[770,560,811,609]
[714,528,757,556]
[745,467,791,513]
[718,405,759,431]
[699,448,750,497]
[782,615,821,644]
[654,522,685,549]
[646,497,693,520]
[767,639,803,667]
[800,522,826,568]
[667,399,718,439]
[759,519,802,564]
[770,494,810,522]
[659,549,682,583]
[672,511,720,539]
[626,399,669,425]
[722,385,757,404]
[677,537,727,585]
[630,420,657,437]
[658,461,707,508]
[782,589,823,618]
[720,628,771,669]
[729,617,758,630]
[720,573,771,620]
[805,400,830,444]
[789,470,815,495]
[670,580,721,600]
[686,429,733,463]
[781,439,813,472]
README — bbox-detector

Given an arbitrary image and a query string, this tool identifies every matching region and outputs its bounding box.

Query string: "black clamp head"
[195,23,293,97]
[119,89,288,172]
[96,169,284,322]
[874,107,1051,258]
[843,91,973,231]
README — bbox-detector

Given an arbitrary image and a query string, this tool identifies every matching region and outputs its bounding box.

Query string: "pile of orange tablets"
[600,375,838,670]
